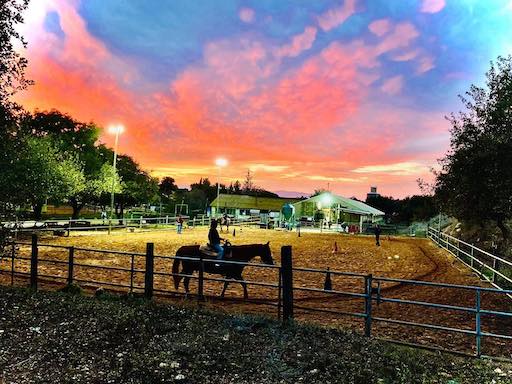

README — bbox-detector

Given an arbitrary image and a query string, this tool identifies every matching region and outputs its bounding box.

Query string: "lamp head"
[107,124,125,135]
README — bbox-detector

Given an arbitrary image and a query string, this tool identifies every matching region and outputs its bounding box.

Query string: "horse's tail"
[172,255,181,290]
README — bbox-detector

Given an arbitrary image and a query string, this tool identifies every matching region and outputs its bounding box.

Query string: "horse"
[172,242,273,299]
[219,216,230,233]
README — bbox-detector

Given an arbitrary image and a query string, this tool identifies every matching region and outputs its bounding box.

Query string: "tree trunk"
[33,201,44,220]
[496,219,510,259]
[496,219,510,241]
[69,197,84,219]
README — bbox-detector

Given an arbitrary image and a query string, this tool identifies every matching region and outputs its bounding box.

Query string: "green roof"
[293,192,384,216]
[211,194,301,211]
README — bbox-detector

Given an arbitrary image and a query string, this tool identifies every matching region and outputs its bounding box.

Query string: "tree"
[159,177,178,202]
[0,0,31,109]
[6,136,86,219]
[23,110,113,218]
[434,55,512,246]
[0,0,30,218]
[242,170,254,192]
[233,180,242,194]
[112,155,159,218]
[311,188,329,197]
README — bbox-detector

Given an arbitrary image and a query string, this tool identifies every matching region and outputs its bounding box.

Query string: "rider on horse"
[209,219,225,261]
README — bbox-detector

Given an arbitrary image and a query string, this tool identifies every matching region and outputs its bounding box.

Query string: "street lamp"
[215,157,228,217]
[107,124,125,234]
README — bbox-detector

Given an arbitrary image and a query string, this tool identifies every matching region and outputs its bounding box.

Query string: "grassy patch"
[0,286,510,383]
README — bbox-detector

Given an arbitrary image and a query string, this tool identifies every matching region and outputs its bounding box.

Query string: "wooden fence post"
[67,246,75,285]
[198,256,205,302]
[30,234,38,290]
[281,246,294,322]
[364,274,373,337]
[11,242,16,286]
[145,242,154,299]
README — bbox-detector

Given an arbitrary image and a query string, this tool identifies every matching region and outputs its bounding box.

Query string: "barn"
[210,194,301,222]
[292,192,384,232]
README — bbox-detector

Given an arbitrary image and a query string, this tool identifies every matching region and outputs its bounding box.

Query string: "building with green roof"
[292,192,384,232]
[210,194,301,220]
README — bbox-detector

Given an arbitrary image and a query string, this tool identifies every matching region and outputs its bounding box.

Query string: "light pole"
[215,157,228,217]
[108,124,124,234]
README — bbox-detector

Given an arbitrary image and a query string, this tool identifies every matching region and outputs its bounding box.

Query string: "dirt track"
[1,227,511,357]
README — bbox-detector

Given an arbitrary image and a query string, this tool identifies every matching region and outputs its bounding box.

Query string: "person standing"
[176,215,184,234]
[100,209,107,223]
[374,224,381,246]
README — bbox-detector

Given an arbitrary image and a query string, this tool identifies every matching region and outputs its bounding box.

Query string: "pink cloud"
[417,55,435,73]
[239,7,255,23]
[380,75,404,95]
[317,0,357,32]
[375,22,419,55]
[420,0,446,13]
[391,49,420,61]
[15,1,447,198]
[368,19,391,37]
[276,26,317,58]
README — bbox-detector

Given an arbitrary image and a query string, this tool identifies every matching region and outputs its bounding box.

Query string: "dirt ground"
[1,226,511,357]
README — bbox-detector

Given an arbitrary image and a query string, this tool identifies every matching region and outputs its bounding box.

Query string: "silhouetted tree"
[434,55,512,246]
[159,176,178,202]
[0,0,32,109]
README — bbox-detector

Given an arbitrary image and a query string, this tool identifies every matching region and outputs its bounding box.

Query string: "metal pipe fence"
[0,215,264,236]
[427,226,512,292]
[1,237,511,358]
[287,264,512,358]
[0,234,281,313]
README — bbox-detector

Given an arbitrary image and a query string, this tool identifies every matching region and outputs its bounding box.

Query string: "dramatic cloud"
[420,0,446,14]
[276,26,317,58]
[239,7,255,23]
[15,0,512,198]
[317,0,357,32]
[380,75,403,95]
[368,19,391,37]
[352,162,428,176]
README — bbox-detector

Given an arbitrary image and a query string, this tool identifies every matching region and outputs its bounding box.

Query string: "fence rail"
[0,215,263,236]
[427,226,512,293]
[1,235,511,359]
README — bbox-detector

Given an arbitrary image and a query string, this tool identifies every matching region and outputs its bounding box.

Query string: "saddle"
[198,244,232,259]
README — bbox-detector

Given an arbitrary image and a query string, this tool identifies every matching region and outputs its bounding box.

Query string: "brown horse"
[172,242,273,299]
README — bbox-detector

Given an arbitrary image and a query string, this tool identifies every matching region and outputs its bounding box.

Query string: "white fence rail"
[428,226,512,293]
[0,215,265,235]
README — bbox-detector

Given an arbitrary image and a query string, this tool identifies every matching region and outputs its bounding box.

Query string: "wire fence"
[1,236,511,359]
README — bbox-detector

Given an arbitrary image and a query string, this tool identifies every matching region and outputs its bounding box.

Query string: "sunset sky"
[14,0,512,199]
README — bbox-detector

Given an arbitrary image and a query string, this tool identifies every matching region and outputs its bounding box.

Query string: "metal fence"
[427,226,512,292]
[0,216,263,236]
[1,237,511,359]
[0,234,281,313]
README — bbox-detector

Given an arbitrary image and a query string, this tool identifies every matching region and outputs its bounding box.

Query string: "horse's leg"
[183,264,193,296]
[237,275,248,299]
[220,280,230,298]
[183,275,191,296]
